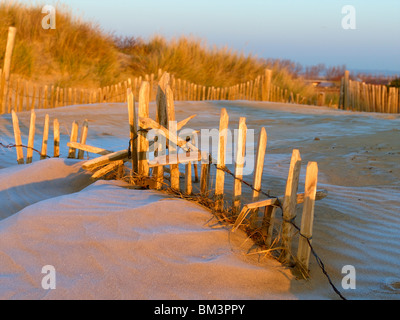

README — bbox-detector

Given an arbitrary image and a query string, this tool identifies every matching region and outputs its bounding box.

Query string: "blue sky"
[25,0,400,73]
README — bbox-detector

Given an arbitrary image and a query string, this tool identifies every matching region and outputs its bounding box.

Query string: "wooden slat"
[232,189,327,232]
[26,109,36,164]
[138,81,150,178]
[53,118,60,157]
[185,161,192,195]
[67,142,112,156]
[148,150,205,167]
[154,73,169,190]
[77,120,89,159]
[91,160,124,179]
[127,89,138,173]
[139,117,198,152]
[67,121,79,158]
[215,108,229,212]
[263,206,278,247]
[11,110,24,164]
[297,162,318,273]
[281,149,302,263]
[177,114,197,131]
[82,150,129,171]
[200,154,211,195]
[232,117,247,215]
[40,114,49,160]
[156,72,170,128]
[249,127,267,226]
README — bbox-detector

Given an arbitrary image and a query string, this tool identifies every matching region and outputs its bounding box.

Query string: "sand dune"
[1,101,400,300]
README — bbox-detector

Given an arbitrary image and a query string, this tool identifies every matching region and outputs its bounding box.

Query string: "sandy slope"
[0,175,297,300]
[1,101,400,300]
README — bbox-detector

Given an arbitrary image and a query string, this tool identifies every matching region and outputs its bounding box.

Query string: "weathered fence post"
[297,161,318,274]
[249,127,267,226]
[200,154,211,195]
[2,27,17,114]
[281,149,302,263]
[77,120,88,159]
[68,121,79,158]
[26,109,36,164]
[40,114,50,160]
[232,117,247,215]
[127,89,138,174]
[343,70,350,110]
[11,110,24,164]
[137,81,150,180]
[53,119,60,157]
[215,108,229,212]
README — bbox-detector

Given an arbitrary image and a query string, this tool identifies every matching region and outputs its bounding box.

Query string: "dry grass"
[0,1,120,87]
[0,1,315,100]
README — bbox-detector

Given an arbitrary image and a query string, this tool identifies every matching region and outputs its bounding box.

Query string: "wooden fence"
[0,67,315,115]
[339,70,400,113]
[63,72,326,275]
[9,71,328,275]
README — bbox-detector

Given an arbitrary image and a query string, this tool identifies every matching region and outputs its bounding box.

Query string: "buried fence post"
[200,154,211,195]
[185,161,192,195]
[77,120,88,160]
[263,205,278,247]
[53,118,60,158]
[68,121,79,159]
[297,161,318,274]
[26,109,36,164]
[11,110,24,164]
[249,127,267,226]
[40,114,50,160]
[281,149,302,264]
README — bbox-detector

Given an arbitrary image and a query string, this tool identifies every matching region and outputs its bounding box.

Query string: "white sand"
[1,101,400,300]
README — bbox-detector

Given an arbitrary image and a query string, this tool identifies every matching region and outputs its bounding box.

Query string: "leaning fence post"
[68,121,79,158]
[215,108,229,212]
[2,27,17,113]
[264,206,278,247]
[77,120,88,159]
[26,109,36,164]
[249,127,267,226]
[11,110,24,164]
[281,149,302,263]
[296,161,318,274]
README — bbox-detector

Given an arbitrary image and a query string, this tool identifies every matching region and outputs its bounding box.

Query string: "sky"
[24,0,400,74]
